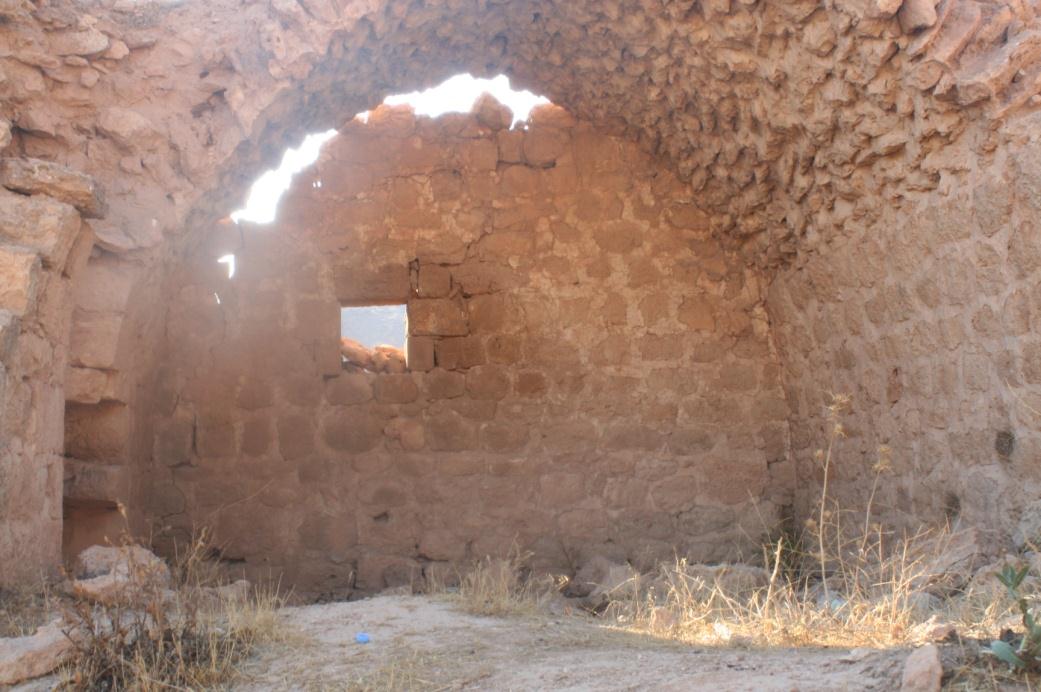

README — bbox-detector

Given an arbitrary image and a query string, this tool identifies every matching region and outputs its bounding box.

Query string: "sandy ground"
[235,595,907,691]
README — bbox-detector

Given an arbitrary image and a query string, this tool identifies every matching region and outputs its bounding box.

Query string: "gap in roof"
[229,74,549,225]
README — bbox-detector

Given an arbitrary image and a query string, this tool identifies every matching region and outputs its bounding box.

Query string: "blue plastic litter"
[355,632,371,644]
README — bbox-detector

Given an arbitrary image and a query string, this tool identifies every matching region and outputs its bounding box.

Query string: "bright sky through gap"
[381,73,549,124]
[230,74,549,225]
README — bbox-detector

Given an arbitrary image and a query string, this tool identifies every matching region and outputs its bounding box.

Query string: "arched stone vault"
[1,0,1040,586]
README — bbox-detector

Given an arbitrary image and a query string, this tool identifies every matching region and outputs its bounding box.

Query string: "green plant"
[988,564,1041,671]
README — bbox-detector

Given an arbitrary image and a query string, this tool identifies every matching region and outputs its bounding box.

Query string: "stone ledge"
[63,458,129,506]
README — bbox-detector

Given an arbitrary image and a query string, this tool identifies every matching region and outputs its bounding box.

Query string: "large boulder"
[0,620,74,686]
[71,545,172,605]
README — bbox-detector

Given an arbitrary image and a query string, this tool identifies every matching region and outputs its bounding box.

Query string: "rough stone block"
[0,243,40,316]
[639,334,684,360]
[425,410,477,451]
[335,264,409,304]
[417,264,452,297]
[515,370,548,397]
[678,295,715,331]
[237,379,274,410]
[155,418,194,466]
[409,298,468,336]
[406,335,435,371]
[479,421,529,452]
[498,165,539,197]
[0,189,82,270]
[486,334,523,363]
[97,107,162,150]
[65,366,108,404]
[435,336,485,370]
[423,368,465,399]
[322,411,383,452]
[374,373,419,403]
[0,158,106,218]
[465,365,511,400]
[277,413,316,460]
[74,255,136,312]
[467,293,507,333]
[241,416,273,457]
[197,417,237,458]
[384,417,425,451]
[69,310,122,369]
[326,372,373,404]
[473,93,512,131]
[63,458,128,504]
[64,402,129,461]
[523,127,569,167]
[593,220,642,254]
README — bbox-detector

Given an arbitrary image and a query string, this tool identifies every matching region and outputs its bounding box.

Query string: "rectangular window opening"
[340,304,408,373]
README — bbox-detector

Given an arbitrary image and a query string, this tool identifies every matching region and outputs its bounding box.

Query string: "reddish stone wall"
[768,114,1041,539]
[145,104,791,594]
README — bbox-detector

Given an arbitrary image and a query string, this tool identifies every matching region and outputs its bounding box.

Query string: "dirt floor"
[235,595,908,691]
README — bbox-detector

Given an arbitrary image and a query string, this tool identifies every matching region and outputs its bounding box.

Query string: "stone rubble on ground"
[70,544,172,604]
[0,620,74,687]
[899,643,943,692]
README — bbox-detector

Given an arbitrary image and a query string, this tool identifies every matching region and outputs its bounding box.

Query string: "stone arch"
[1,0,1040,585]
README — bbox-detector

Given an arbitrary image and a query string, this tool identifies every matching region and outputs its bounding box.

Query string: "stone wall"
[769,113,1041,539]
[0,162,98,584]
[1,0,1040,587]
[145,103,791,594]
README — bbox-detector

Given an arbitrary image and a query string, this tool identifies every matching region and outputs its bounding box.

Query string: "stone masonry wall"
[146,102,791,595]
[2,0,1041,586]
[769,113,1041,541]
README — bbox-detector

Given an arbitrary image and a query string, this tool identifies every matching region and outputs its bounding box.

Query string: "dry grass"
[57,525,285,690]
[435,547,563,618]
[343,646,484,692]
[0,579,60,637]
[583,393,1035,671]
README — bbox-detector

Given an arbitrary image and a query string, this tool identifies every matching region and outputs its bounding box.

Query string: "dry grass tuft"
[57,526,285,690]
[433,546,562,618]
[598,394,1031,658]
[344,646,480,692]
[0,579,59,638]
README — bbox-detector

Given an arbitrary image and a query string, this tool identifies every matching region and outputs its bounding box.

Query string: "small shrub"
[988,564,1041,672]
[445,546,562,617]
[58,529,283,690]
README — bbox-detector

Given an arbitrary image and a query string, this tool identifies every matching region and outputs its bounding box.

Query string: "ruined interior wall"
[0,178,94,584]
[768,114,1041,540]
[146,104,791,595]
[2,0,1041,586]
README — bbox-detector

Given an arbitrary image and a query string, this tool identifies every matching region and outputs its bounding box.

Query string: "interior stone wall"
[145,103,791,595]
[2,0,1040,587]
[769,114,1041,540]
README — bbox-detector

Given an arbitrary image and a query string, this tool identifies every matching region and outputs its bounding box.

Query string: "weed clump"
[601,394,1018,652]
[58,525,282,690]
[451,548,562,617]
